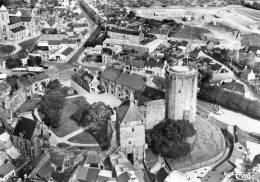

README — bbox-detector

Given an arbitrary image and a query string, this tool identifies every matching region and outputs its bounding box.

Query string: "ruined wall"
[144,99,165,130]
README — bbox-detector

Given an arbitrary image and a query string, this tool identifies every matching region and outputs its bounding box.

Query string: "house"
[144,58,167,78]
[49,46,74,62]
[17,73,50,97]
[0,162,16,182]
[11,116,49,160]
[99,67,146,98]
[108,27,144,44]
[28,153,56,181]
[72,69,100,93]
[73,23,88,34]
[75,165,100,182]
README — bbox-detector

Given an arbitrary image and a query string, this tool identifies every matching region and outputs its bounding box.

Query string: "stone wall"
[166,69,198,122]
[144,99,165,130]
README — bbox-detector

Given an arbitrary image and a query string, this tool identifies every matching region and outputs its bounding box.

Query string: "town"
[0,0,260,181]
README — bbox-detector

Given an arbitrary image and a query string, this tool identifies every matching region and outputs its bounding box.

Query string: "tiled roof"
[100,67,122,82]
[102,47,113,55]
[117,71,146,91]
[0,81,10,92]
[0,162,15,177]
[116,99,144,123]
[152,168,168,182]
[0,151,10,166]
[36,160,55,178]
[9,16,31,25]
[12,117,37,140]
[61,47,74,56]
[126,24,139,31]
[10,26,26,33]
[20,16,32,22]
[145,58,165,68]
[109,27,140,36]
[48,40,60,45]
[27,73,49,83]
[73,23,88,28]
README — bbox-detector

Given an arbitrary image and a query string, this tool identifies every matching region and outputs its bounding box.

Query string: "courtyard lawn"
[67,130,98,144]
[0,45,15,55]
[51,97,82,137]
[17,36,40,56]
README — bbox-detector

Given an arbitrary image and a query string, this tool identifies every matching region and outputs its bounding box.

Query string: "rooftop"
[12,117,37,140]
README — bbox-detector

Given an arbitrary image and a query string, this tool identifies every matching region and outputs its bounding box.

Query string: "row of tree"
[146,119,196,159]
[5,56,42,69]
[199,85,260,120]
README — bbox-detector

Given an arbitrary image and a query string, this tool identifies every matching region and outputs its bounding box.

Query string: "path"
[33,108,99,148]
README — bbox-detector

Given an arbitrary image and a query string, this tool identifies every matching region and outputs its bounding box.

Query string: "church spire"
[129,91,134,105]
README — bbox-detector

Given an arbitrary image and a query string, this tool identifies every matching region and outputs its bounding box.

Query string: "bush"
[5,57,22,69]
[148,119,195,159]
[199,85,260,119]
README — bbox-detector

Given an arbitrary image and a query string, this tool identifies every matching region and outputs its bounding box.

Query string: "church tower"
[165,66,198,122]
[0,5,10,40]
[116,92,145,165]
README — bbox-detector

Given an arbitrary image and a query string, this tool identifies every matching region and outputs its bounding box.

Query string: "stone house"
[11,117,49,160]
[116,92,145,164]
[99,67,146,98]
[72,69,100,93]
[17,73,50,97]
[108,27,144,44]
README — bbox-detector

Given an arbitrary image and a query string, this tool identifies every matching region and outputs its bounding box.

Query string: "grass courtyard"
[0,45,15,55]
[51,97,83,137]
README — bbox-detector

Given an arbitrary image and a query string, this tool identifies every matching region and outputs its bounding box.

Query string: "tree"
[0,0,8,6]
[39,89,66,128]
[149,119,195,159]
[47,79,62,90]
[27,56,42,66]
[5,57,22,69]
[6,75,18,93]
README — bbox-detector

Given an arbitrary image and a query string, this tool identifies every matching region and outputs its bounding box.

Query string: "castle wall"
[144,99,165,130]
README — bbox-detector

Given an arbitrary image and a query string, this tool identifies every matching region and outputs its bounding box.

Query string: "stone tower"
[0,5,9,40]
[165,65,198,122]
[116,92,145,164]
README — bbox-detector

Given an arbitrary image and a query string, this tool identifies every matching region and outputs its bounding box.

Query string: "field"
[107,0,240,7]
[16,36,40,57]
[173,25,211,40]
[68,131,98,144]
[51,98,82,137]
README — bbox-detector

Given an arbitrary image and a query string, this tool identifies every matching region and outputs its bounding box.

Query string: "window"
[132,127,135,132]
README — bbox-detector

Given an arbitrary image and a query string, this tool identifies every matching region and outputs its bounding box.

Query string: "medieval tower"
[116,92,145,165]
[165,65,198,122]
[0,5,10,40]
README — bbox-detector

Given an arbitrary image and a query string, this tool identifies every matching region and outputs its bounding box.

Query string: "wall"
[145,99,165,130]
[10,87,27,112]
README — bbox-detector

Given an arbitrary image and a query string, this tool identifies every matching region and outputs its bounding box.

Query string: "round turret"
[165,66,198,122]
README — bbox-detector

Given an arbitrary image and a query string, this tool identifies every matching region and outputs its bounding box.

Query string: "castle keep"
[165,66,198,122]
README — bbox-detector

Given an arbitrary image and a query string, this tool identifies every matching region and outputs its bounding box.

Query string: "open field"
[68,131,98,144]
[51,98,82,137]
[107,0,240,7]
[135,6,260,34]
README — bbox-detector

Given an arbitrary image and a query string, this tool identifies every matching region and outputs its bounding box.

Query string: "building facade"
[165,66,198,122]
[116,92,145,165]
